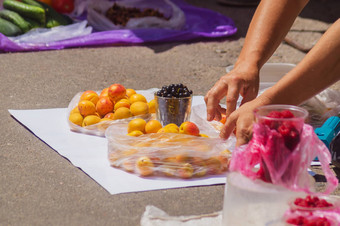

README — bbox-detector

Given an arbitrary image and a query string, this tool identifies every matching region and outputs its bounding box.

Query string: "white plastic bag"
[141,205,222,226]
[9,20,92,44]
[87,0,186,31]
[300,88,340,128]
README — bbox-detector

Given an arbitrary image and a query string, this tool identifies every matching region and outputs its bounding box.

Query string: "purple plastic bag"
[0,0,237,52]
[230,123,338,195]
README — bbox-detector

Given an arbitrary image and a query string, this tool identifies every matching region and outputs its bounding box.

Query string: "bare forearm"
[236,0,309,69]
[262,19,340,105]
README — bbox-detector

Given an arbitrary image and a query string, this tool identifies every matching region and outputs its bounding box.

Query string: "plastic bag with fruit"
[67,85,157,137]
[86,0,186,31]
[229,105,338,195]
[106,118,234,179]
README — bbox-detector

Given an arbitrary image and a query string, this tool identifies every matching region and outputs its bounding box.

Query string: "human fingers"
[235,117,253,147]
[225,79,242,118]
[222,100,256,145]
[204,92,220,121]
[205,79,229,121]
[211,105,226,121]
[220,113,237,139]
[240,83,259,106]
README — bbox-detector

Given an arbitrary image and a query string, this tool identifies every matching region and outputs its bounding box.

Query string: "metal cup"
[155,94,192,127]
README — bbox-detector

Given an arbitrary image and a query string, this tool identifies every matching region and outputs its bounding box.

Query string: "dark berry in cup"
[155,84,193,126]
[156,83,193,98]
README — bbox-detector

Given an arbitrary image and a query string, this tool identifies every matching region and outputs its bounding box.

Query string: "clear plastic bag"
[300,88,340,128]
[67,89,156,137]
[87,0,186,31]
[191,104,226,134]
[106,121,234,179]
[9,20,92,44]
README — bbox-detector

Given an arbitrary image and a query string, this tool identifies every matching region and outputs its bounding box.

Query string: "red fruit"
[281,110,294,118]
[286,216,305,225]
[263,110,286,129]
[278,123,290,136]
[286,216,331,226]
[266,111,283,119]
[52,0,74,14]
[278,122,300,151]
[263,119,278,130]
[293,196,333,209]
[307,217,331,226]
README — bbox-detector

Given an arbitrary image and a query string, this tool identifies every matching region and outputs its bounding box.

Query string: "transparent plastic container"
[254,104,308,135]
[222,172,304,226]
[289,195,340,212]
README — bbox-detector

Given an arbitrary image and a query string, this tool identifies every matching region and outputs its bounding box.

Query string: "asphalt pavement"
[1,0,339,225]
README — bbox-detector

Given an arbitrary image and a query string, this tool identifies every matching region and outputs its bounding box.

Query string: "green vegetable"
[40,1,72,28]
[21,0,44,8]
[0,17,22,36]
[23,17,41,29]
[0,9,31,33]
[3,0,46,26]
[22,0,72,28]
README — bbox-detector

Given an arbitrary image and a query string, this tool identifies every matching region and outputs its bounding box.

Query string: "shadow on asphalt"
[300,0,340,24]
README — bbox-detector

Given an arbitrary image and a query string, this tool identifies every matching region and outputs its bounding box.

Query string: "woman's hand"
[220,94,272,146]
[204,63,260,122]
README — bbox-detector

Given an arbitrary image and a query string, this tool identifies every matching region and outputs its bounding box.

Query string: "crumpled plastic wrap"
[9,20,92,44]
[87,0,186,31]
[300,88,340,128]
[140,205,222,226]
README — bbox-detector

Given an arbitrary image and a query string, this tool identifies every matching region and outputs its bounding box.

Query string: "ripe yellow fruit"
[126,88,137,97]
[82,115,101,127]
[113,107,132,120]
[127,130,144,137]
[101,118,112,122]
[104,112,114,120]
[129,93,147,104]
[69,113,83,126]
[136,156,154,176]
[108,84,126,102]
[78,100,96,117]
[128,118,147,133]
[199,134,209,138]
[80,90,99,105]
[70,106,80,114]
[157,128,166,133]
[163,123,179,133]
[114,99,131,111]
[130,101,149,116]
[145,120,162,134]
[148,99,156,113]
[96,97,114,117]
